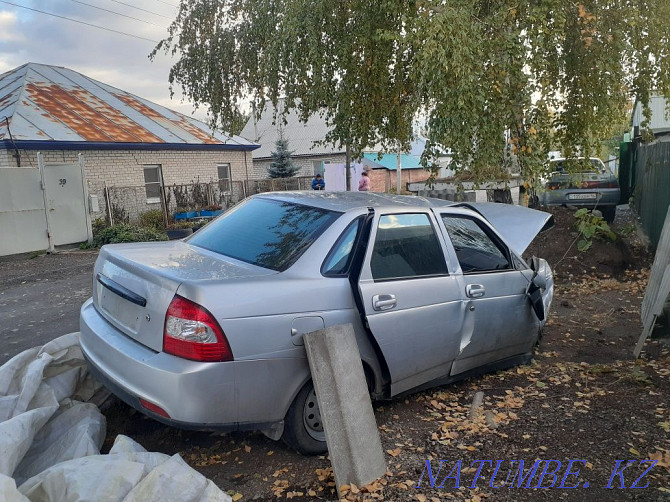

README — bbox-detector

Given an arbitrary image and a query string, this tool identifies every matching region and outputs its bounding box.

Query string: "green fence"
[622,141,670,248]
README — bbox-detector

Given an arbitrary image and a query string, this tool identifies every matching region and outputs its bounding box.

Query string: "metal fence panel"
[633,142,670,248]
[106,177,311,225]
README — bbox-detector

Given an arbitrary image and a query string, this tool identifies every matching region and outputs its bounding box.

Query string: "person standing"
[358,171,370,191]
[311,173,325,190]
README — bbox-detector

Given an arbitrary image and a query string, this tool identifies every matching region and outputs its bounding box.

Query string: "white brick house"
[0,63,258,221]
[239,99,346,178]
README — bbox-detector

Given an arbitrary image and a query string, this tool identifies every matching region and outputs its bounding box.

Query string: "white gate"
[0,168,50,255]
[0,153,92,256]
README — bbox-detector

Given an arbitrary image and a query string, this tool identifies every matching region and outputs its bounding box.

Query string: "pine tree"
[268,136,300,178]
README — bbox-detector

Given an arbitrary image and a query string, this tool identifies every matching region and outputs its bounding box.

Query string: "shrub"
[139,209,165,230]
[92,217,107,233]
[574,208,617,252]
[92,224,168,247]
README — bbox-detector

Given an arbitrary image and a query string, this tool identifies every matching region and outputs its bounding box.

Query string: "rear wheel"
[601,206,616,223]
[281,381,327,455]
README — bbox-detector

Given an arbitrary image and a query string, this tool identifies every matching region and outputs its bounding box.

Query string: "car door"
[358,210,465,396]
[438,211,540,375]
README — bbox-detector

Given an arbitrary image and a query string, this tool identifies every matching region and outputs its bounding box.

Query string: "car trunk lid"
[93,241,274,352]
[545,171,619,190]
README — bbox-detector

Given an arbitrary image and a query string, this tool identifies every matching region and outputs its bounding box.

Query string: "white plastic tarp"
[0,333,231,502]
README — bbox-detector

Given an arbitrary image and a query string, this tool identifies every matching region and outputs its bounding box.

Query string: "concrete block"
[303,324,386,494]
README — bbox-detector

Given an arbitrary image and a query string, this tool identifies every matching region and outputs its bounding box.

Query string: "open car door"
[356,209,464,396]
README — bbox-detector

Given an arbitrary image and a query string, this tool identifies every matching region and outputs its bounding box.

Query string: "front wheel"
[281,381,327,455]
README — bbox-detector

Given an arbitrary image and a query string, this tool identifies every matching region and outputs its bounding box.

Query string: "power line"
[107,0,171,19]
[68,0,166,27]
[0,1,159,42]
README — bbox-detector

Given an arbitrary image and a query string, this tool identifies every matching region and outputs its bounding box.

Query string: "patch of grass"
[28,250,46,259]
[616,223,637,237]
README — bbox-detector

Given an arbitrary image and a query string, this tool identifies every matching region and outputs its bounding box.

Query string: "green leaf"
[577,239,592,252]
[154,0,670,185]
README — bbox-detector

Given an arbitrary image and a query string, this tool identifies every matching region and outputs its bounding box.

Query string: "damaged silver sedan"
[80,192,554,454]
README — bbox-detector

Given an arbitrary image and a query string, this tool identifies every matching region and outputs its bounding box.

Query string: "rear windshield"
[188,198,340,271]
[550,158,606,173]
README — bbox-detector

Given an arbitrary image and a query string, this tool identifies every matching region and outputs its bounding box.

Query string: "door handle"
[466,284,485,298]
[372,294,396,311]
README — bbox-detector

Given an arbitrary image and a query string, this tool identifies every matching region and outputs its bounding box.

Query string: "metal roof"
[362,152,424,170]
[0,63,258,151]
[239,99,343,159]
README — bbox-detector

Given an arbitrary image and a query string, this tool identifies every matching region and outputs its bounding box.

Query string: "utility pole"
[396,146,402,194]
[345,144,351,191]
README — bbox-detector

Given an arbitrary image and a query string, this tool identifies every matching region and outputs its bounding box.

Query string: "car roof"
[253,191,456,212]
[549,157,601,162]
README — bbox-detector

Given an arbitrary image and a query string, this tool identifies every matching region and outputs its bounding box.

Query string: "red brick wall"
[367,168,431,192]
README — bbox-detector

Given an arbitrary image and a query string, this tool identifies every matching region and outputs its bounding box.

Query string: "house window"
[218,163,231,193]
[143,165,163,203]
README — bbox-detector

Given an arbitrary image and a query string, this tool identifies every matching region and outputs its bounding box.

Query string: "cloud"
[0,0,212,123]
[0,11,24,42]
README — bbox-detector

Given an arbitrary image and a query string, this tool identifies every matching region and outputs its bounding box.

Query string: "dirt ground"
[99,206,669,501]
[0,249,98,363]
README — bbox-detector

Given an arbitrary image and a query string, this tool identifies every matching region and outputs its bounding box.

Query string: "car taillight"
[163,295,233,362]
[139,398,170,418]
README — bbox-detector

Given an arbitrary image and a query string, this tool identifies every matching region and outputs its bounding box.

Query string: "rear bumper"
[80,298,307,429]
[540,188,620,207]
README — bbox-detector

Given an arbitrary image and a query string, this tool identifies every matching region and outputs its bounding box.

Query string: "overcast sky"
[0,0,210,121]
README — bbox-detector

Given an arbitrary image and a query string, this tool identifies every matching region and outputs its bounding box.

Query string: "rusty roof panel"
[113,93,222,144]
[58,68,189,144]
[14,101,84,141]
[0,63,258,149]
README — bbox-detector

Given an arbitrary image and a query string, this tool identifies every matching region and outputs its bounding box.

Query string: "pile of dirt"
[524,205,651,282]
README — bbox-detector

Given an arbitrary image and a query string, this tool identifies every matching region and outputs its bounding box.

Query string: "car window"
[188,198,340,271]
[322,218,362,276]
[441,215,510,273]
[370,213,448,281]
[550,158,605,174]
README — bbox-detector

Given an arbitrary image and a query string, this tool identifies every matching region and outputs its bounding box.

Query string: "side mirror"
[530,256,548,290]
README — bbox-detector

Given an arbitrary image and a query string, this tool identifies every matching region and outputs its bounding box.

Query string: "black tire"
[281,381,328,455]
[601,206,616,223]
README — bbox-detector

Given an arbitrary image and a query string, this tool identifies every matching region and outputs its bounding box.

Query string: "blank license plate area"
[98,282,142,333]
[568,193,598,200]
